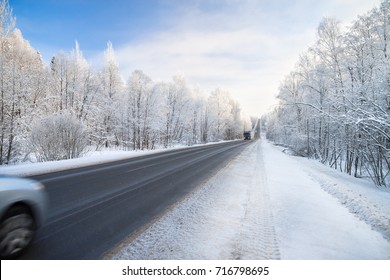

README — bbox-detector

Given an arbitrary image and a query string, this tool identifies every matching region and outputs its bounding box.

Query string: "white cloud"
[325,0,382,21]
[115,27,287,116]
[109,0,382,116]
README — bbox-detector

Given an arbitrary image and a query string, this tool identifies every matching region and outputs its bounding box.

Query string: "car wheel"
[0,205,35,259]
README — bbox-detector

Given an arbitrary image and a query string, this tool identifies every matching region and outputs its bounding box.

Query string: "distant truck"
[243,131,251,140]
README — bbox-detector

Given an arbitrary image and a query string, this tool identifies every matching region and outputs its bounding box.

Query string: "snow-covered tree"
[207,88,245,141]
[124,70,156,150]
[0,27,46,163]
[97,41,124,148]
[267,1,390,186]
[158,76,191,147]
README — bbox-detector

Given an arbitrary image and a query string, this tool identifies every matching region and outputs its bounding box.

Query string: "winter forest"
[266,1,390,187]
[0,0,251,165]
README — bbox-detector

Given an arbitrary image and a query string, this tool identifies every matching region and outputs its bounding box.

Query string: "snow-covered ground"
[111,139,390,260]
[263,140,390,259]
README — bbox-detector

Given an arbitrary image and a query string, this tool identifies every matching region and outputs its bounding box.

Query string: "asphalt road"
[20,140,250,259]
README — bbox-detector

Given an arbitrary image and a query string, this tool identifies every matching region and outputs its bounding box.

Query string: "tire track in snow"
[231,141,280,260]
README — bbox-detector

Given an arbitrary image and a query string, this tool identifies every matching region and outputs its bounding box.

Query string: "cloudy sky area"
[11,0,381,116]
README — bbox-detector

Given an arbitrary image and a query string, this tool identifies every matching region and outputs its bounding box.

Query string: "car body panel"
[0,175,47,229]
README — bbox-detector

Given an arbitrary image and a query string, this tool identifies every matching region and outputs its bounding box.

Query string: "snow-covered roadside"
[262,140,390,259]
[112,139,390,260]
[294,154,390,243]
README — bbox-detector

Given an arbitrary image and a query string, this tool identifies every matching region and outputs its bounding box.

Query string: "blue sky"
[11,0,170,55]
[9,0,382,116]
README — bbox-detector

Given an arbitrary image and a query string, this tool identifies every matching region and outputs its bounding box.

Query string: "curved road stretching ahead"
[20,140,250,259]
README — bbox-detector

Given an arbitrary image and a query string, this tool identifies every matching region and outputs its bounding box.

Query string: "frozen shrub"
[30,113,88,161]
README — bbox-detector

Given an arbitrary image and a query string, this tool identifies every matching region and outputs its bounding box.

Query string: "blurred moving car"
[0,175,47,259]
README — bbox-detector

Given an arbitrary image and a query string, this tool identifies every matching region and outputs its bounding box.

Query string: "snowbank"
[263,140,390,259]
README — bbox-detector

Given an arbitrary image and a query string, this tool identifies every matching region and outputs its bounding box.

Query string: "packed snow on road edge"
[0,141,235,177]
[112,140,390,260]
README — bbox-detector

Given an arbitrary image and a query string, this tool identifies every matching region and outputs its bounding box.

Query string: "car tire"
[0,205,35,259]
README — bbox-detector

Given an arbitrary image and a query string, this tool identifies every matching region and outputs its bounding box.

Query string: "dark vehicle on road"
[243,131,251,140]
[0,175,47,259]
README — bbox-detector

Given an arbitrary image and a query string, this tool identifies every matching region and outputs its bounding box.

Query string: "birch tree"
[125,70,156,150]
[97,41,124,148]
[1,28,45,163]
